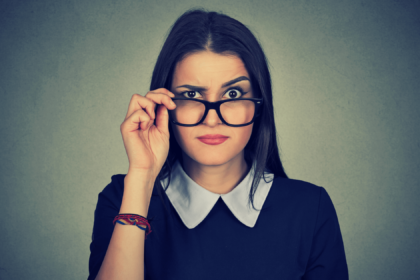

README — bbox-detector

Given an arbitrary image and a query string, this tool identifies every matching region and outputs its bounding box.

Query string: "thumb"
[155,104,170,135]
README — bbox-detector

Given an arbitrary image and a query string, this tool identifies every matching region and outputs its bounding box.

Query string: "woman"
[88,8,348,280]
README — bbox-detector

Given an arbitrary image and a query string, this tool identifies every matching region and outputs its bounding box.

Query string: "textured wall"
[0,0,419,279]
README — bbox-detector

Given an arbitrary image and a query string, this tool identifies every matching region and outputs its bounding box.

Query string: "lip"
[197,134,229,145]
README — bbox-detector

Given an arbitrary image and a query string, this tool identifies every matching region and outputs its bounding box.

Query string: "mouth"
[197,134,229,145]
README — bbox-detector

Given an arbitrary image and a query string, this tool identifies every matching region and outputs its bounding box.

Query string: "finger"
[121,108,152,133]
[148,88,176,98]
[155,104,169,135]
[145,91,176,111]
[124,89,176,122]
[125,94,156,121]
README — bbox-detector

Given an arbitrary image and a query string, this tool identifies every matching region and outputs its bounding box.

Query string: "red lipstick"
[197,134,229,145]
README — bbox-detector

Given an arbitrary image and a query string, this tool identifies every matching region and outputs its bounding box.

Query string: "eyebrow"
[175,76,250,92]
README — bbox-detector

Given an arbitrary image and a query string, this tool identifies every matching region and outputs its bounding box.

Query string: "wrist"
[127,168,155,180]
[121,171,156,216]
[127,164,161,180]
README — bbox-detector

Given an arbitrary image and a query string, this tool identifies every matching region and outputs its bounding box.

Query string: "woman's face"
[170,50,254,167]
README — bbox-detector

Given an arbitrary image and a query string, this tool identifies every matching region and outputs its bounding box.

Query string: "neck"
[181,152,250,194]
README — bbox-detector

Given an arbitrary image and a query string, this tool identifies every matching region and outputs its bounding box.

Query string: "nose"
[203,108,222,127]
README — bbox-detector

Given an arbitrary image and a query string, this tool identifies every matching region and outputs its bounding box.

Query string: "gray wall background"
[1,0,419,279]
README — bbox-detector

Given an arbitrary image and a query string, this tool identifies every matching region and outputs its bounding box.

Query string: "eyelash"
[181,87,247,99]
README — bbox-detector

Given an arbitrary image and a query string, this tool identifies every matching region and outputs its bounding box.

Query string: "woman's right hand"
[96,90,176,280]
[120,88,176,179]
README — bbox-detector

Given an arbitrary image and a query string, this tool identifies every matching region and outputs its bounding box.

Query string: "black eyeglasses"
[168,98,263,127]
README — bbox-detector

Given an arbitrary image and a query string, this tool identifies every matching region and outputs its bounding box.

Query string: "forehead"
[172,51,249,86]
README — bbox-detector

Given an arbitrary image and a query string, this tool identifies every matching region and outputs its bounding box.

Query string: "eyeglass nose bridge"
[200,101,226,125]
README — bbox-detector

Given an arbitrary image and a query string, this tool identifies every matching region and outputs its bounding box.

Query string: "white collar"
[161,161,274,229]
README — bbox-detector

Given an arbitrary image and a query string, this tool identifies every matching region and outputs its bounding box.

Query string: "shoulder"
[264,176,334,216]
[270,176,326,199]
[96,174,126,207]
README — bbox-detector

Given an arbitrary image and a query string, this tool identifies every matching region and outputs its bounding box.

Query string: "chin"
[191,157,229,167]
[184,146,243,167]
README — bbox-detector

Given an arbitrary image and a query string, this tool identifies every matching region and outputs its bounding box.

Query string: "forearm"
[95,171,154,280]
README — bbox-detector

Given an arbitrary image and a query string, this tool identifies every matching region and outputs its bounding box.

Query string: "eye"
[223,88,244,99]
[182,91,202,99]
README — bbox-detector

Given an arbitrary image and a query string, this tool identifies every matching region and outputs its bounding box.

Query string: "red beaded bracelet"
[113,213,152,238]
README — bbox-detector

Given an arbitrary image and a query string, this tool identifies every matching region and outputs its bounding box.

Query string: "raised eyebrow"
[175,76,250,92]
[221,76,250,88]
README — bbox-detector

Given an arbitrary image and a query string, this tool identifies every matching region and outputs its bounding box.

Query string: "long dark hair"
[150,8,288,210]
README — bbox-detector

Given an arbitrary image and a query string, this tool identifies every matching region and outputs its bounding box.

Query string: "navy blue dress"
[88,175,348,279]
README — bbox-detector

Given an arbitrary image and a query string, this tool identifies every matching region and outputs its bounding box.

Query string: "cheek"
[234,124,254,147]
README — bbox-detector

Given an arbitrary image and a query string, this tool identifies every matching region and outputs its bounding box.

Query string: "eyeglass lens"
[169,99,256,125]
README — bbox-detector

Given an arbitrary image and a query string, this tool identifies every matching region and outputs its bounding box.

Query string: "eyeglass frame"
[168,97,264,127]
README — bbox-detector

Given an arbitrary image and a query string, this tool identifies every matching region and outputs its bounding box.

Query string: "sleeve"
[303,187,349,280]
[87,175,124,280]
